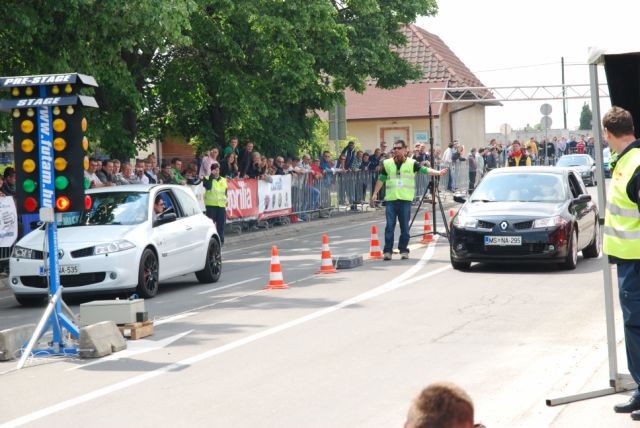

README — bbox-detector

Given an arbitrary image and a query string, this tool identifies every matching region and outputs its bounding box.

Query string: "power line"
[473,61,588,73]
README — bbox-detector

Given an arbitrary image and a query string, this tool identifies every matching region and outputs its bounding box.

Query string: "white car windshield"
[59,192,149,227]
[557,155,590,167]
[471,173,566,203]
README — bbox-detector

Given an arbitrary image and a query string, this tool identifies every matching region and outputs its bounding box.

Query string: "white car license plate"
[484,236,521,246]
[39,265,80,276]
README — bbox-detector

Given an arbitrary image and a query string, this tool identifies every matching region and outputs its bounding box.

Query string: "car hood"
[462,201,565,218]
[563,165,590,173]
[17,225,140,249]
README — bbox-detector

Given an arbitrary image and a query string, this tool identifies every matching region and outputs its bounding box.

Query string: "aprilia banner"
[227,178,259,220]
[258,175,292,219]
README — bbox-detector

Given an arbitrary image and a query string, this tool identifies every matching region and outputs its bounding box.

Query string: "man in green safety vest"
[603,107,640,420]
[203,163,228,246]
[371,139,448,260]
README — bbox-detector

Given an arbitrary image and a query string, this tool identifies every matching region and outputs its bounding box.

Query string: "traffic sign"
[540,103,552,115]
[540,116,553,129]
[499,123,512,135]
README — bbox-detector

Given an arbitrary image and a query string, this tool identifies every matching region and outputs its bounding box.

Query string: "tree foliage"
[579,102,593,130]
[0,0,438,158]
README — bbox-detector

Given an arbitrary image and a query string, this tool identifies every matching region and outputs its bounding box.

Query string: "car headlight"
[12,246,37,259]
[453,215,477,228]
[94,240,136,255]
[533,216,566,228]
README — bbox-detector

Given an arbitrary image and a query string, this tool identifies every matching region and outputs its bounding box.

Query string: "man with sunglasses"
[371,140,448,260]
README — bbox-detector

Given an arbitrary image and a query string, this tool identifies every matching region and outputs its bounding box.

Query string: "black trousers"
[618,261,640,385]
[206,205,226,245]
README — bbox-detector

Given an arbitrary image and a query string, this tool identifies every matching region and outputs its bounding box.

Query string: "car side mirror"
[453,195,467,204]
[574,194,591,204]
[154,212,177,226]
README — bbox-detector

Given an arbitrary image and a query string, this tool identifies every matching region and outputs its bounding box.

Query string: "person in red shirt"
[576,139,586,154]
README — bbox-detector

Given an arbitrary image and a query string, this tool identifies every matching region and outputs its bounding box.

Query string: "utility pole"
[562,56,567,130]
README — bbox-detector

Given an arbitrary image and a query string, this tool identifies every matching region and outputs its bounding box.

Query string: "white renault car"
[9,184,221,306]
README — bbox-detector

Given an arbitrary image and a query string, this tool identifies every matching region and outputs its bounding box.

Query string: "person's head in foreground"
[404,382,483,428]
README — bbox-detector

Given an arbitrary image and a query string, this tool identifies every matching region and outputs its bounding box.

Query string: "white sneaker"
[383,252,392,261]
[400,252,409,259]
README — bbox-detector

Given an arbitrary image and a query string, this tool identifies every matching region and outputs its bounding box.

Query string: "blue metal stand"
[17,93,80,367]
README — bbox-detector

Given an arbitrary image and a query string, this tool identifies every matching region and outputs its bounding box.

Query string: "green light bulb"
[55,176,69,190]
[23,179,36,193]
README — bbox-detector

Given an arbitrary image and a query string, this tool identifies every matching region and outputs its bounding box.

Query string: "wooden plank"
[118,320,154,340]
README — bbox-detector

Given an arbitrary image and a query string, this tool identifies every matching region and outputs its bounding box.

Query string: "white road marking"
[196,277,261,295]
[153,312,198,326]
[66,330,194,371]
[1,239,445,427]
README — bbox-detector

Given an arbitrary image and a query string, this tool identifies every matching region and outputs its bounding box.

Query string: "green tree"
[579,102,593,130]
[0,0,193,157]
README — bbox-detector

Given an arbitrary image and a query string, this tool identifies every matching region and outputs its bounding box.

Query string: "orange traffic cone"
[449,209,455,222]
[369,225,383,259]
[420,212,433,243]
[266,246,289,289]
[316,234,338,274]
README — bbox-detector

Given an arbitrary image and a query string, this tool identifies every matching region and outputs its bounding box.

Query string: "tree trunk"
[208,103,225,149]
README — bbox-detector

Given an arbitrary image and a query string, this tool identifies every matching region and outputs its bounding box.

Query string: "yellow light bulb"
[64,84,72,94]
[83,156,89,170]
[82,136,89,151]
[23,159,36,173]
[26,108,34,117]
[11,88,19,97]
[53,118,66,133]
[20,120,34,134]
[21,139,34,153]
[53,138,66,151]
[12,109,20,118]
[25,87,33,96]
[52,106,61,116]
[54,157,67,171]
[81,117,87,132]
[66,105,74,115]
[51,85,60,95]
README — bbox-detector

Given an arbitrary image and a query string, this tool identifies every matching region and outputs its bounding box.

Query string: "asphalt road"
[1,182,635,427]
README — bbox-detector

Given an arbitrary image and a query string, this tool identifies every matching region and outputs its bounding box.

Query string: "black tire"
[450,250,471,270]
[196,238,222,284]
[14,294,46,307]
[561,228,578,270]
[582,221,600,259]
[136,248,159,298]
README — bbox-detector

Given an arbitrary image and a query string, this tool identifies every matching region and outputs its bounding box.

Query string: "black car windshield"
[471,173,566,203]
[58,192,149,227]
[557,156,590,167]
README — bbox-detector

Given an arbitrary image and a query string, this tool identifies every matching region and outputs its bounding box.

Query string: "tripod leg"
[436,188,450,238]
[408,176,431,230]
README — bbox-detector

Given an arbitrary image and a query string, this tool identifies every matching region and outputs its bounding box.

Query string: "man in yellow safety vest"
[203,163,228,246]
[603,107,640,420]
[371,139,448,260]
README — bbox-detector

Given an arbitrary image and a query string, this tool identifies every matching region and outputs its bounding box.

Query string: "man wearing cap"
[371,140,448,260]
[203,163,228,246]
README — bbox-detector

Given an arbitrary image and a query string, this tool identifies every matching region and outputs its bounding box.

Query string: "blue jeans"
[384,200,411,254]
[618,261,640,385]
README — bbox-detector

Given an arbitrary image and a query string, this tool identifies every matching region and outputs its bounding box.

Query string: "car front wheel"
[137,248,159,298]
[561,228,578,270]
[196,238,222,284]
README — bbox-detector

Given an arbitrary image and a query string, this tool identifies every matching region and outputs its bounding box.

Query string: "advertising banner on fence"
[0,197,18,247]
[227,178,259,220]
[258,175,292,219]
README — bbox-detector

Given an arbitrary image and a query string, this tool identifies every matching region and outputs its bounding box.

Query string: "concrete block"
[0,324,35,361]
[79,321,127,359]
[333,254,363,270]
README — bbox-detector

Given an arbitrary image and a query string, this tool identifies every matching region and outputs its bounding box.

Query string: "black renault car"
[449,167,599,270]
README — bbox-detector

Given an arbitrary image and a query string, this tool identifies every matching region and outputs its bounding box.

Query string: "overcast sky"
[416,0,640,133]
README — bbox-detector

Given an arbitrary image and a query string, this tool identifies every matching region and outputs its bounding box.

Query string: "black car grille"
[514,221,533,230]
[71,247,95,258]
[32,250,44,260]
[477,220,495,229]
[467,242,547,255]
[21,272,106,288]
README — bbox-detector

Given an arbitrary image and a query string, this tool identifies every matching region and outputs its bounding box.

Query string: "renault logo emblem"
[58,249,64,259]
[500,221,508,230]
